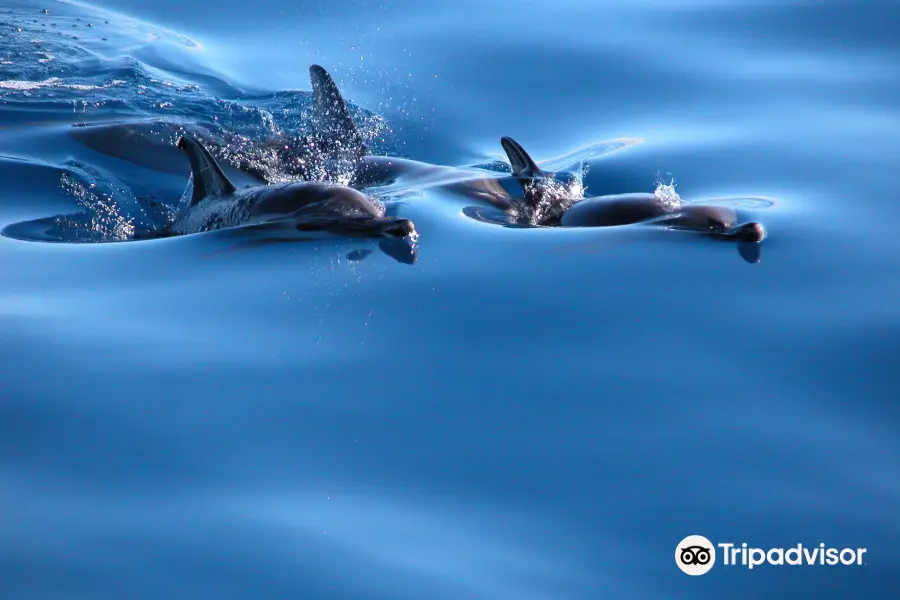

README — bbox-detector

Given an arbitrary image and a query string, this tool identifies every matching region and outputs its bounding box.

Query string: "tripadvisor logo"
[675,535,716,575]
[675,535,868,575]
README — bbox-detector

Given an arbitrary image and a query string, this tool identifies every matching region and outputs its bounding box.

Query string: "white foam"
[0,78,61,90]
[0,77,99,91]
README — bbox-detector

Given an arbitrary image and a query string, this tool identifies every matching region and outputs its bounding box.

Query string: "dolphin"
[140,135,416,244]
[0,131,419,263]
[493,136,766,240]
[470,135,767,262]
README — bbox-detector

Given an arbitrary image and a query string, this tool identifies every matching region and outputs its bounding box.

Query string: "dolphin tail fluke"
[176,135,237,206]
[309,65,369,158]
[500,136,548,179]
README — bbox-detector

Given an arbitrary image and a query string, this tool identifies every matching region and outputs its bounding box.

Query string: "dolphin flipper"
[176,135,236,206]
[309,65,368,159]
[500,137,548,179]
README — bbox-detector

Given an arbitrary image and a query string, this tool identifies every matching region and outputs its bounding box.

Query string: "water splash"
[54,173,132,241]
[205,108,390,187]
[51,163,174,242]
[653,177,682,211]
[516,175,585,226]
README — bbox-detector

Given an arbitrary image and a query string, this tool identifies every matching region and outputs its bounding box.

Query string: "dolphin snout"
[729,221,766,243]
[386,218,416,238]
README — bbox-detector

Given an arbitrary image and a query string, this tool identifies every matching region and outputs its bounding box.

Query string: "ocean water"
[1,0,898,598]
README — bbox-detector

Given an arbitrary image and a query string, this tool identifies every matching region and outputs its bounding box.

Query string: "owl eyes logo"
[675,535,717,575]
[680,545,712,565]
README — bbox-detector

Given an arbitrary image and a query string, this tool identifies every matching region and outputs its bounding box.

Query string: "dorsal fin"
[309,65,368,158]
[501,136,548,178]
[176,135,236,206]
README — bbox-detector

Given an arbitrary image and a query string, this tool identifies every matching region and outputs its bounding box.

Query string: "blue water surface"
[1,0,898,598]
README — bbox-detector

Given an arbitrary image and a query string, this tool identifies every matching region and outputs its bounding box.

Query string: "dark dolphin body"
[138,135,418,263]
[561,193,765,241]
[164,136,413,237]
[561,193,766,263]
[488,137,764,244]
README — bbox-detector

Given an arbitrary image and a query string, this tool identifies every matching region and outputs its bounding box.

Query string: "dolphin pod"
[300,65,766,244]
[3,63,769,264]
